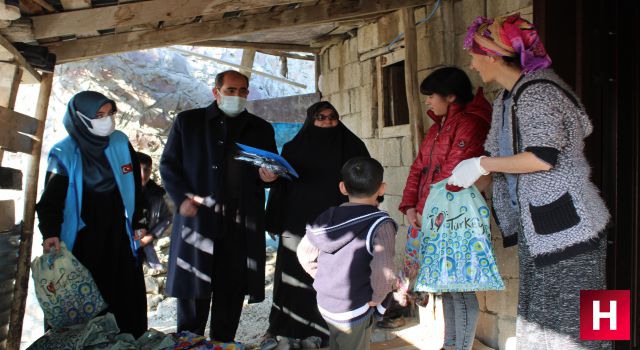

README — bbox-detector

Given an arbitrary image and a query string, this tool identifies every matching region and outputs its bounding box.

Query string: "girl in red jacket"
[399,67,492,350]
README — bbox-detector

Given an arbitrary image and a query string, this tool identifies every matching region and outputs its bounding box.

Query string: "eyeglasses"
[314,113,339,121]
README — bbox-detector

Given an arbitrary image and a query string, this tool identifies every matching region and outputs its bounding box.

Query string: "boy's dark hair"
[341,157,384,197]
[137,151,152,167]
[419,66,473,105]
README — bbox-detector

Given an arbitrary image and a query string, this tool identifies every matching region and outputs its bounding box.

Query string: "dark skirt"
[516,232,611,350]
[72,188,147,338]
[268,232,329,339]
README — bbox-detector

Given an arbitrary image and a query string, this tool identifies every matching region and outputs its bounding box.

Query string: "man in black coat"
[160,70,278,342]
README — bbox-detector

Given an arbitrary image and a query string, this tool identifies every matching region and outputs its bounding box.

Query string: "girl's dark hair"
[420,66,473,105]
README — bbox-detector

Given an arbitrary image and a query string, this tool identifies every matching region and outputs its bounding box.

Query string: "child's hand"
[405,208,421,228]
[393,290,410,307]
[368,301,379,307]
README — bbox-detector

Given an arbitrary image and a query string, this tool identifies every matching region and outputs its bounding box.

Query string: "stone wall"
[317,1,533,349]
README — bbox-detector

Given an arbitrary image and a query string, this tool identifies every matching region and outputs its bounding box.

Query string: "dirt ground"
[147,249,278,349]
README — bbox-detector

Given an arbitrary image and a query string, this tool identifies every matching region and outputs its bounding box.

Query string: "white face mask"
[78,111,115,137]
[218,94,247,117]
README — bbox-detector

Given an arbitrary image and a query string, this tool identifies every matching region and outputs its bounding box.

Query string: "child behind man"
[297,157,397,350]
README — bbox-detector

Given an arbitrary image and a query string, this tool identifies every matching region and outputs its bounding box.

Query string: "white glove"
[448,156,489,188]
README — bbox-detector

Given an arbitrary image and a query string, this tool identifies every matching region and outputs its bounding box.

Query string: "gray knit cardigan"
[485,69,610,266]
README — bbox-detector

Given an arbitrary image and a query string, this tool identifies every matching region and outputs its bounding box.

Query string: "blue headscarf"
[62,91,118,192]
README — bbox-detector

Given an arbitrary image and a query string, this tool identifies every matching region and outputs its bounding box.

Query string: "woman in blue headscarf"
[36,91,148,337]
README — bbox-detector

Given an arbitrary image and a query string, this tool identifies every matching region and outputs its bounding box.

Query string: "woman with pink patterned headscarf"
[449,14,611,350]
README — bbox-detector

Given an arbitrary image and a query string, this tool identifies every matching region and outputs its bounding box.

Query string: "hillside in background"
[16,46,314,163]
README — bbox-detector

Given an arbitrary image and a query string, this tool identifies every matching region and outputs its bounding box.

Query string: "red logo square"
[580,290,630,340]
[121,163,133,174]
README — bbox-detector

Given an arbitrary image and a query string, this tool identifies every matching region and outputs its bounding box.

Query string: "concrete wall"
[317,1,533,349]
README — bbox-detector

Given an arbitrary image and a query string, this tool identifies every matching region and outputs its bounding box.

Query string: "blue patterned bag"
[32,243,107,328]
[414,179,504,293]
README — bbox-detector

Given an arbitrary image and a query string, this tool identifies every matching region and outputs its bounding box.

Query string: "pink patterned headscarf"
[464,14,552,74]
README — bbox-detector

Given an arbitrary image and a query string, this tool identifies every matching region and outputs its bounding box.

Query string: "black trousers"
[177,232,248,342]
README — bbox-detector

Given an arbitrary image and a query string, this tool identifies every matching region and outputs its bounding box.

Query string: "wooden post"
[375,56,385,136]
[0,61,22,195]
[7,72,53,350]
[240,48,256,79]
[0,63,22,109]
[442,0,455,64]
[279,56,288,78]
[0,35,41,84]
[314,54,320,95]
[401,7,424,154]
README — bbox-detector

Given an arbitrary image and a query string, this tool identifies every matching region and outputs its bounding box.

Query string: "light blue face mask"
[218,94,247,117]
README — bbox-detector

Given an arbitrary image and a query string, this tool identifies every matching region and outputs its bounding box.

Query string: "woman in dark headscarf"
[36,91,148,337]
[260,101,369,349]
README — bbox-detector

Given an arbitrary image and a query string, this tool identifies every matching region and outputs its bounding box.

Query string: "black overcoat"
[160,102,277,302]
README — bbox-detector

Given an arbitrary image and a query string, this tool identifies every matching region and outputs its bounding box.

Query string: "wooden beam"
[0,35,42,84]
[0,63,22,109]
[0,167,22,190]
[310,34,351,48]
[31,0,303,39]
[401,7,423,153]
[0,200,15,232]
[359,39,404,61]
[58,0,95,38]
[6,72,53,350]
[0,106,41,137]
[240,48,256,79]
[60,0,91,10]
[31,0,56,12]
[45,0,428,63]
[168,47,307,89]
[257,49,315,61]
[19,0,46,15]
[0,18,36,43]
[195,40,319,53]
[0,127,35,154]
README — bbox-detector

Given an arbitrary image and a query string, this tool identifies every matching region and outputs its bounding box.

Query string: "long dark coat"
[160,102,277,302]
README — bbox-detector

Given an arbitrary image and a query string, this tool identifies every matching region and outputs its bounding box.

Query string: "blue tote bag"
[414,179,504,293]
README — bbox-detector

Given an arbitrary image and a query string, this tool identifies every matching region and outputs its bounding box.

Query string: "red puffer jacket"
[399,88,492,215]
